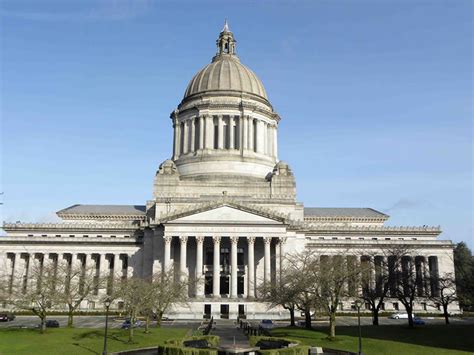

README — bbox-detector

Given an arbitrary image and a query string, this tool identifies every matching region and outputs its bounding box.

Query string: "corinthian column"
[190,118,195,153]
[248,117,254,152]
[229,117,235,149]
[217,115,224,149]
[212,236,221,297]
[256,120,265,154]
[179,236,188,282]
[163,236,172,272]
[195,236,204,297]
[264,237,271,284]
[247,237,255,298]
[231,236,238,298]
[205,115,214,149]
[199,116,205,149]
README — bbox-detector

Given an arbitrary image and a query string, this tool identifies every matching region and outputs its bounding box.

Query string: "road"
[0,315,472,329]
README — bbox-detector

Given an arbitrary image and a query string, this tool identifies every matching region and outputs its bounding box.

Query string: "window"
[69,235,75,238]
[365,303,371,310]
[372,238,378,240]
[124,235,130,238]
[393,302,399,311]
[359,237,364,240]
[319,237,324,240]
[55,235,61,238]
[83,235,89,238]
[111,235,116,238]
[345,237,351,240]
[41,234,47,237]
[88,301,95,310]
[97,235,102,238]
[237,248,244,265]
[421,302,427,311]
[385,238,391,240]
[118,301,124,310]
[205,249,213,265]
[28,234,33,237]
[338,303,344,311]
[381,303,385,311]
[332,237,338,240]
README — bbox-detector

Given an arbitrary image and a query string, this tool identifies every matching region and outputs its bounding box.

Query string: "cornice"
[3,222,141,233]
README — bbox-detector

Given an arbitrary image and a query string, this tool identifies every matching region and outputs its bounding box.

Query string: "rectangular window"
[237,248,244,265]
[205,249,213,265]
[204,304,211,319]
[393,302,399,311]
[421,302,427,311]
[214,125,218,149]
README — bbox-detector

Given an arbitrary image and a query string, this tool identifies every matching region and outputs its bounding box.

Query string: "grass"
[272,324,474,355]
[0,327,189,355]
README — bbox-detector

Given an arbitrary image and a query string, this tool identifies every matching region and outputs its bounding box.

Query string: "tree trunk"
[329,312,336,340]
[372,308,379,326]
[443,304,450,325]
[156,311,163,328]
[304,310,312,329]
[67,306,74,327]
[289,308,295,327]
[40,317,46,334]
[407,310,414,328]
[128,324,134,342]
[145,314,150,333]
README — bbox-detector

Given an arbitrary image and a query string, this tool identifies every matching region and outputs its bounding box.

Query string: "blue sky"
[1,1,472,248]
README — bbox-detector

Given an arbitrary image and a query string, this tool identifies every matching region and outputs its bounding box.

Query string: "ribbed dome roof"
[184,56,267,100]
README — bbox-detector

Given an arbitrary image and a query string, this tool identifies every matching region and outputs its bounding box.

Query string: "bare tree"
[428,272,458,324]
[285,250,319,329]
[54,258,106,327]
[257,261,299,326]
[113,276,149,342]
[148,270,188,328]
[314,254,360,340]
[359,252,396,325]
[9,258,62,333]
[389,246,419,328]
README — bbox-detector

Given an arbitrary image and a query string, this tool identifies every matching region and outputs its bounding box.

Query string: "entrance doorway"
[204,304,211,319]
[220,304,229,319]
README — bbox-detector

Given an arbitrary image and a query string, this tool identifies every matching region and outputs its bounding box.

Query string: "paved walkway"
[211,319,249,347]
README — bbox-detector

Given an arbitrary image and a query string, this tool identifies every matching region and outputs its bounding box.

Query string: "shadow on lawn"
[331,324,474,353]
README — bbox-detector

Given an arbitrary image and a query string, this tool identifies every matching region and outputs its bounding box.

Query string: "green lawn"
[0,327,189,355]
[272,325,474,355]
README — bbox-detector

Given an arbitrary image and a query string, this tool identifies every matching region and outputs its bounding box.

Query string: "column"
[212,236,221,297]
[163,236,172,272]
[247,237,255,298]
[248,117,254,152]
[370,256,376,289]
[256,120,265,154]
[279,237,287,281]
[190,118,196,153]
[273,125,278,158]
[231,236,238,298]
[127,254,134,279]
[99,254,109,295]
[195,236,204,297]
[173,122,179,159]
[183,119,189,154]
[205,115,214,149]
[179,236,188,281]
[263,122,268,154]
[31,253,43,292]
[422,257,430,296]
[5,254,14,294]
[14,254,27,292]
[229,116,235,149]
[264,237,271,284]
[199,116,205,149]
[242,115,248,150]
[112,254,121,291]
[217,115,224,149]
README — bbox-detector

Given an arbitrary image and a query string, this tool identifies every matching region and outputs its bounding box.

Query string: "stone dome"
[184,56,267,100]
[183,22,267,101]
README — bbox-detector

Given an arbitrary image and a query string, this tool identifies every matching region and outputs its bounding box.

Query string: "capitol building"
[0,23,457,319]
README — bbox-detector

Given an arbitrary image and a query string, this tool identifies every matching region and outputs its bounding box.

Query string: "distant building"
[0,23,458,319]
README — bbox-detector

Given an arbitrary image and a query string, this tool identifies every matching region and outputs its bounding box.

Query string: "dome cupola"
[169,22,281,180]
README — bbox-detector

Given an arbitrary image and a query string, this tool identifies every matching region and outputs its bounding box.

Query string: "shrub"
[249,336,309,355]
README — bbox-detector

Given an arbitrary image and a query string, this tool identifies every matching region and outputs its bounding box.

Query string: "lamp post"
[102,297,112,355]
[354,299,363,355]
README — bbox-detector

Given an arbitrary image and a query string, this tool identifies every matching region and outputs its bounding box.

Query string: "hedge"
[159,335,220,355]
[249,336,309,355]
[165,335,220,348]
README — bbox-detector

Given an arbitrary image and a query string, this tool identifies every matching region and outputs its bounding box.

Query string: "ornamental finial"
[222,19,230,33]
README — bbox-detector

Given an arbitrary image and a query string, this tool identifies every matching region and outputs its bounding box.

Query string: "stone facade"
[0,23,459,319]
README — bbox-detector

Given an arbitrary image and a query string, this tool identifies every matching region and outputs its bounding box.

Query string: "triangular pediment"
[159,201,287,225]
